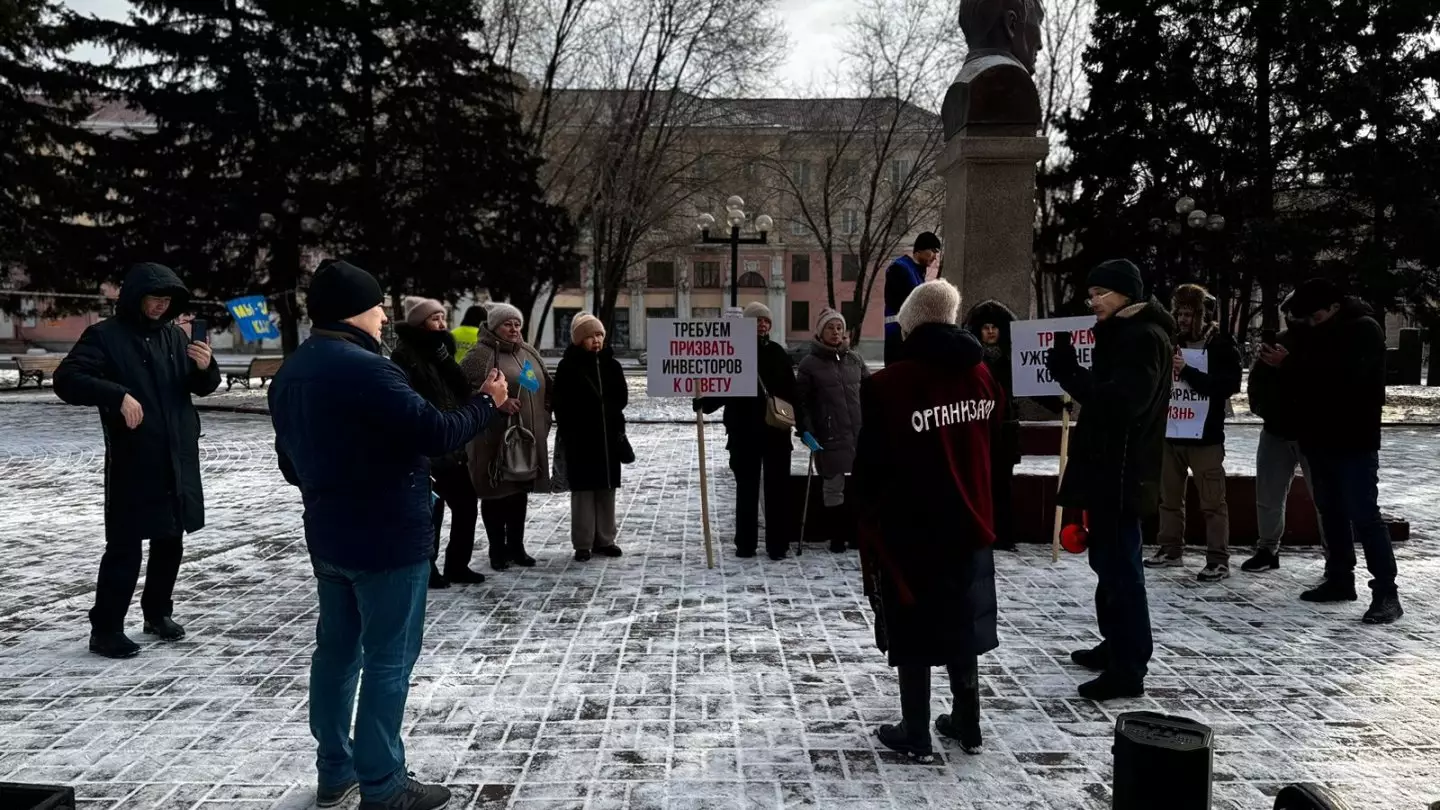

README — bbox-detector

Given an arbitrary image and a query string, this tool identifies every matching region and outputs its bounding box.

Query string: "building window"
[647,261,676,287]
[790,218,809,237]
[646,307,677,321]
[841,159,860,186]
[842,209,860,235]
[693,260,721,288]
[692,307,720,320]
[791,301,810,332]
[611,309,631,349]
[738,271,767,288]
[553,308,580,347]
[790,254,810,283]
[557,259,582,288]
[842,254,860,282]
[841,301,862,329]
[791,160,811,191]
[889,158,913,188]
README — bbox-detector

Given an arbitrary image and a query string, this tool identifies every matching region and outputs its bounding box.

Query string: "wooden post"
[697,410,715,569]
[1052,395,1073,562]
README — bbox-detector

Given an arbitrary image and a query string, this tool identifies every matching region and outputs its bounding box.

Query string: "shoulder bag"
[757,376,796,431]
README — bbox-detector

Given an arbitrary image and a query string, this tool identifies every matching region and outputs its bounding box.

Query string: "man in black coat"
[53,263,223,659]
[697,303,799,560]
[1271,279,1401,624]
[1045,259,1174,701]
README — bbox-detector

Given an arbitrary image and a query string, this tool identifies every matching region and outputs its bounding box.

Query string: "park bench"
[224,356,284,391]
[10,355,62,389]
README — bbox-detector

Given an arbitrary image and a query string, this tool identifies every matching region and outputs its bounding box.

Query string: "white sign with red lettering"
[1010,316,1098,397]
[646,319,758,398]
[1166,348,1210,440]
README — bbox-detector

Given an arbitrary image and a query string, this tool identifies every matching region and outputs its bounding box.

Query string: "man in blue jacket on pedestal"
[270,260,509,810]
[884,231,942,365]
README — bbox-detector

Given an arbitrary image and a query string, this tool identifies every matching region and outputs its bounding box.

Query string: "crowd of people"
[47,249,1404,805]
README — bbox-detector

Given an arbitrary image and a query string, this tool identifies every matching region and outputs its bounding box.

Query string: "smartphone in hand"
[190,318,209,344]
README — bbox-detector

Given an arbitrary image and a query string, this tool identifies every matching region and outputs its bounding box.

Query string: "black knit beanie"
[914,231,942,253]
[308,260,384,324]
[1283,278,1343,317]
[1086,259,1145,303]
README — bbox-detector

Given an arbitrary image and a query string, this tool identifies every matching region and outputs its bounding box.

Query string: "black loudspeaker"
[0,782,76,810]
[1274,783,1351,809]
[1112,712,1214,809]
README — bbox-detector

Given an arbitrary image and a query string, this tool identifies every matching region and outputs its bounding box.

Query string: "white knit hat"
[402,296,445,328]
[897,279,961,338]
[814,307,845,337]
[486,301,525,331]
[570,311,605,344]
[743,301,773,321]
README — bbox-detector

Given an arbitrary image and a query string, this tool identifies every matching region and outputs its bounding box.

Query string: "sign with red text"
[1166,348,1210,440]
[646,319,758,398]
[1010,316,1098,397]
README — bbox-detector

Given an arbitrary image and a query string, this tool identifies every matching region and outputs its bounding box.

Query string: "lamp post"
[1156,196,1227,328]
[696,196,773,308]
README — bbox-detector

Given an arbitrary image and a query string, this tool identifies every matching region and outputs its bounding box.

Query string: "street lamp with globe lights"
[697,196,772,307]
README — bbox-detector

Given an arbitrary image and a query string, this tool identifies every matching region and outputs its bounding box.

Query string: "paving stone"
[0,402,1438,809]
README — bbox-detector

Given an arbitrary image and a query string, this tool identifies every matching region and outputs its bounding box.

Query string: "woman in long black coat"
[53,262,222,659]
[390,297,485,588]
[963,300,1022,550]
[553,312,629,562]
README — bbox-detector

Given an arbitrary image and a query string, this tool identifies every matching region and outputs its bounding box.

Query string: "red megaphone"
[1060,512,1089,554]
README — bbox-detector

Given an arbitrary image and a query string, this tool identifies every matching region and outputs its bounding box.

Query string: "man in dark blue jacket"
[883,231,941,365]
[269,260,507,810]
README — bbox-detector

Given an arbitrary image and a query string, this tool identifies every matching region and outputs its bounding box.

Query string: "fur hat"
[1086,259,1145,303]
[897,279,962,338]
[1170,283,1214,316]
[814,307,845,337]
[743,301,773,321]
[570,311,605,345]
[486,301,525,332]
[402,297,445,328]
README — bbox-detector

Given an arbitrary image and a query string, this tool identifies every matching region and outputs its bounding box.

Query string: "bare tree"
[478,0,784,337]
[756,0,953,342]
[1033,0,1095,314]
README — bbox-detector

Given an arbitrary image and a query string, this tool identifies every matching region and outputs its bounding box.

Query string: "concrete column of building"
[582,263,596,315]
[527,287,555,350]
[768,252,788,344]
[676,258,693,320]
[935,134,1050,319]
[629,282,647,351]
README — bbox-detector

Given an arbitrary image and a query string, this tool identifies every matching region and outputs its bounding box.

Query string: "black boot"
[1363,592,1403,625]
[1077,672,1145,702]
[428,565,450,590]
[1069,644,1108,672]
[142,616,186,641]
[1301,578,1358,603]
[445,567,486,584]
[875,723,935,763]
[1241,549,1280,572]
[825,506,846,553]
[90,631,140,659]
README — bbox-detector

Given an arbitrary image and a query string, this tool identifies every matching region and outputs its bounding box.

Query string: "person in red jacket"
[854,279,1004,763]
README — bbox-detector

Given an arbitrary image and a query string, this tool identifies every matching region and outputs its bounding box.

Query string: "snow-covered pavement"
[0,403,1437,810]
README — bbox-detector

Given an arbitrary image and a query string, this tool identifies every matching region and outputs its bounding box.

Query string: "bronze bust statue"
[942,0,1045,139]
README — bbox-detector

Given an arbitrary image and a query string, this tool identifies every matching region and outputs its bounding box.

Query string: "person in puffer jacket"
[795,307,870,552]
[963,299,1022,551]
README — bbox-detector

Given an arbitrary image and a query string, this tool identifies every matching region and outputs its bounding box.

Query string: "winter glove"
[692,397,704,413]
[432,343,451,363]
[1044,330,1075,372]
[801,432,823,453]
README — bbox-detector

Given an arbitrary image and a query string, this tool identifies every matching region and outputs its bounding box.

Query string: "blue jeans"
[1305,450,1398,595]
[1087,514,1153,681]
[310,557,430,801]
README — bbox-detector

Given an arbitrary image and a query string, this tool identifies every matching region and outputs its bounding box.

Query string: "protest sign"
[1166,348,1210,440]
[646,318,758,398]
[225,295,280,342]
[1010,316,1097,397]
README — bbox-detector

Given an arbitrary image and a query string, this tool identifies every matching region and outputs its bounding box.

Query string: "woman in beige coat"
[459,303,552,570]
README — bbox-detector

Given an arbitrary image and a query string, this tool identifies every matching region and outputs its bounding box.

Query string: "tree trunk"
[1254,0,1279,332]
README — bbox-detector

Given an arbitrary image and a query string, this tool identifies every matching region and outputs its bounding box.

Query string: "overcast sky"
[61,0,852,94]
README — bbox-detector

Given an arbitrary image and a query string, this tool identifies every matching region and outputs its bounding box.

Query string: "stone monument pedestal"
[935,133,1050,318]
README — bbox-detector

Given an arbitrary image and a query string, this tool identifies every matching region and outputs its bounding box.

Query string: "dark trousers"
[1087,514,1153,681]
[991,462,1015,547]
[730,444,793,556]
[310,557,428,802]
[481,493,529,564]
[897,655,980,746]
[91,533,184,633]
[1307,449,1398,595]
[430,464,479,575]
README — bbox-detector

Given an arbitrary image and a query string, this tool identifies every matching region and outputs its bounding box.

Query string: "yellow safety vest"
[452,326,479,363]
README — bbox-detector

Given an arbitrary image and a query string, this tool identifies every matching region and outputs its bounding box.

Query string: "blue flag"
[226,295,280,341]
[518,359,541,393]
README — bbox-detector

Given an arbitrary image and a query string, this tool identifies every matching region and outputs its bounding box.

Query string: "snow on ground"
[0,403,1438,809]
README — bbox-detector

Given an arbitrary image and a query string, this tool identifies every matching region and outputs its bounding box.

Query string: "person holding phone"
[53,263,222,659]
[1044,259,1173,701]
[270,260,507,810]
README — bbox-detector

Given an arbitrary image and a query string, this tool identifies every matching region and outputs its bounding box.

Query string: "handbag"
[617,429,636,465]
[757,377,796,431]
[495,415,539,483]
